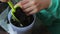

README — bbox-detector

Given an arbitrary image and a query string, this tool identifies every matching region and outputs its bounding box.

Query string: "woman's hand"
[16,0,50,15]
[0,0,8,2]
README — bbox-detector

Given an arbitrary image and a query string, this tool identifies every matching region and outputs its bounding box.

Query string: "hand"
[0,0,8,2]
[16,0,50,15]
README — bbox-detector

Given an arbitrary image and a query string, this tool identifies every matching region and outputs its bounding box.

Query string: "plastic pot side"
[8,10,36,34]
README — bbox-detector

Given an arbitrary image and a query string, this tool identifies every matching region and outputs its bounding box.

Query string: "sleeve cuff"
[47,0,59,12]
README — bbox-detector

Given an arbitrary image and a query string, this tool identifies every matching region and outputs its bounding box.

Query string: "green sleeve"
[47,0,60,18]
[37,0,60,25]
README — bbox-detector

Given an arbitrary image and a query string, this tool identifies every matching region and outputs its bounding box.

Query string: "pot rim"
[8,10,36,29]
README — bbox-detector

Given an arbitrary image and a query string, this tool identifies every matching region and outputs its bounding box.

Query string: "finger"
[27,5,43,15]
[27,8,38,15]
[15,1,22,8]
[24,5,37,13]
[23,0,41,9]
[15,0,30,8]
[24,1,41,13]
[21,0,30,5]
[22,1,35,9]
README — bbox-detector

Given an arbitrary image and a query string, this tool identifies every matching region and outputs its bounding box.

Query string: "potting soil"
[11,7,34,27]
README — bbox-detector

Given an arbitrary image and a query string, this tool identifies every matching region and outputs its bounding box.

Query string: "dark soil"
[11,7,34,27]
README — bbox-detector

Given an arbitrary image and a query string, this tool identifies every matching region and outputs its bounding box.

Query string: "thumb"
[14,1,22,8]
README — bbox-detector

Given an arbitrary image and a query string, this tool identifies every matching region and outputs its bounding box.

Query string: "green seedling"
[8,0,23,27]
